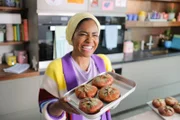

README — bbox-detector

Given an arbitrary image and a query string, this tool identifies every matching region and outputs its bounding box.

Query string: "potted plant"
[167,3,176,21]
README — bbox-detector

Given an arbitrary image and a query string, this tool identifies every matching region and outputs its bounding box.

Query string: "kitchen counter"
[112,48,180,66]
[112,94,180,120]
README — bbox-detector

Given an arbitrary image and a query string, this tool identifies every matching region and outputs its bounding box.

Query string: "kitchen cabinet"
[111,55,180,113]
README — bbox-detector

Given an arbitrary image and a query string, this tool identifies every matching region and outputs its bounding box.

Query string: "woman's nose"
[86,35,94,42]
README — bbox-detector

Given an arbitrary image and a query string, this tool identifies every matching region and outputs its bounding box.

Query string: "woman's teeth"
[82,46,92,50]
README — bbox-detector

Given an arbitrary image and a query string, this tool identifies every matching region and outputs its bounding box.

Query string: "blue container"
[164,41,172,48]
[5,0,15,7]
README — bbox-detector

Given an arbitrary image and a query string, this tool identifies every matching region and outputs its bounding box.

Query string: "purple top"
[70,56,100,85]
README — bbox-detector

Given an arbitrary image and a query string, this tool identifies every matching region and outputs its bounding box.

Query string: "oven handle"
[100,25,121,30]
[50,25,122,31]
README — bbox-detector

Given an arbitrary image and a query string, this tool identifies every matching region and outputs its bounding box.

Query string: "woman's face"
[72,19,99,57]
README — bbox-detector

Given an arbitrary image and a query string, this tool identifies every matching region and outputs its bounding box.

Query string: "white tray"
[147,101,180,120]
[64,72,136,119]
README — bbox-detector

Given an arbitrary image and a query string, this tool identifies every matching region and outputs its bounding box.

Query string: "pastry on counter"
[79,97,103,114]
[75,84,98,99]
[165,97,178,107]
[173,103,180,113]
[158,106,175,116]
[92,73,114,88]
[152,98,166,108]
[98,86,120,102]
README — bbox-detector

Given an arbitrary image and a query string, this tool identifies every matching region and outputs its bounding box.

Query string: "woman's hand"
[48,97,80,117]
[112,69,115,73]
[58,97,80,114]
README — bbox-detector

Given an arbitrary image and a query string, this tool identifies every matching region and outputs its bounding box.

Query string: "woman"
[39,12,113,120]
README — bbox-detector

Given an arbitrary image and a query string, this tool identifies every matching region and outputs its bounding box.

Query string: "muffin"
[92,73,114,88]
[152,98,166,108]
[75,84,98,99]
[98,86,120,102]
[173,103,180,113]
[158,106,174,116]
[79,97,103,114]
[165,97,178,107]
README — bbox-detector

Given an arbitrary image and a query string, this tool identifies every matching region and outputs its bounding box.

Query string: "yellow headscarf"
[66,12,101,45]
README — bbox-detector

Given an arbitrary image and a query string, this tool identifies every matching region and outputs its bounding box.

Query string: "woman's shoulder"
[46,58,63,72]
[96,54,110,61]
[96,54,112,71]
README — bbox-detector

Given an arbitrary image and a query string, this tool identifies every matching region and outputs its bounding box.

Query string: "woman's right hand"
[48,97,80,117]
[58,97,80,114]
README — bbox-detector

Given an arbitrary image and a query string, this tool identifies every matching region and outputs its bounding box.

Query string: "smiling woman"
[38,12,114,120]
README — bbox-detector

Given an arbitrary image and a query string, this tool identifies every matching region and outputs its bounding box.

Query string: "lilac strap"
[91,54,106,73]
[62,52,78,91]
[62,52,83,120]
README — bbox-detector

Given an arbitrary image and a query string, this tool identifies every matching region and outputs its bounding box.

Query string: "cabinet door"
[37,0,88,14]
[88,0,127,16]
[111,61,148,113]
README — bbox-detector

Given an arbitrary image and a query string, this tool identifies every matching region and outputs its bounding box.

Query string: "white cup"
[5,52,13,64]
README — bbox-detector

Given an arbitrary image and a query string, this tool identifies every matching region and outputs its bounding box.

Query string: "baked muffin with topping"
[158,106,175,116]
[79,97,103,114]
[92,73,114,88]
[173,103,180,113]
[98,86,120,102]
[75,84,98,99]
[165,97,178,107]
[152,98,166,108]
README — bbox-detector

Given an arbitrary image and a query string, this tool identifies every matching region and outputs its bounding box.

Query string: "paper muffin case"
[64,72,137,119]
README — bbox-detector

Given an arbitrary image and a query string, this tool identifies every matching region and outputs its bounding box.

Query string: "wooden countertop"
[0,64,40,81]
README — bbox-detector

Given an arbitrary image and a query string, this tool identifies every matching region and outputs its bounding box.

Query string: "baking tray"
[64,72,136,119]
[147,101,180,120]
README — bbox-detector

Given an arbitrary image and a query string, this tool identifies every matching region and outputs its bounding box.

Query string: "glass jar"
[123,40,134,53]
[18,51,28,64]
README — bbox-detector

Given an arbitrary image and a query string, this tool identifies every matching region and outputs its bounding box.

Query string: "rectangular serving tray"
[64,72,136,119]
[147,101,180,120]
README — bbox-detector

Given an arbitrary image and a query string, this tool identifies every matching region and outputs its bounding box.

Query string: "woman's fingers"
[59,97,80,114]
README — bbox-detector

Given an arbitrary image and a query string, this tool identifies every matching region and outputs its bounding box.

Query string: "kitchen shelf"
[130,0,180,2]
[0,64,39,81]
[0,41,29,46]
[126,21,180,28]
[0,6,23,12]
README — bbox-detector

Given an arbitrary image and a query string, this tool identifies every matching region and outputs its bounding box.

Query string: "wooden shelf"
[0,6,23,12]
[151,0,180,2]
[126,21,180,28]
[0,64,39,81]
[0,41,28,46]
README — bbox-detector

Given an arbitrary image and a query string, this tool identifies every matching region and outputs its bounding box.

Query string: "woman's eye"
[93,34,99,37]
[79,33,87,36]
